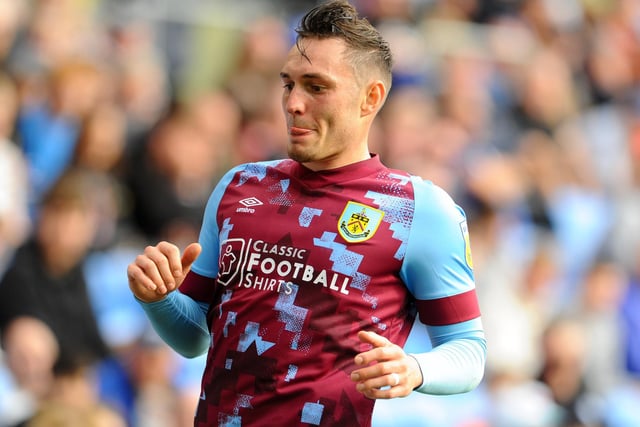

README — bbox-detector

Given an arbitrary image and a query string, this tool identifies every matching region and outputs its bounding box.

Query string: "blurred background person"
[0,72,30,275]
[15,58,109,216]
[0,168,110,371]
[0,317,59,427]
[125,107,224,247]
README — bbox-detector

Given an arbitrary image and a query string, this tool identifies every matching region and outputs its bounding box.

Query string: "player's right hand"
[126,241,202,303]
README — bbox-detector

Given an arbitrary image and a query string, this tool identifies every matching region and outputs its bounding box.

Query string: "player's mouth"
[289,126,313,136]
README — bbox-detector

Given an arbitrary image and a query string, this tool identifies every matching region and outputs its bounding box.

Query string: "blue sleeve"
[412,320,486,394]
[401,177,486,394]
[138,292,210,358]
[400,177,475,303]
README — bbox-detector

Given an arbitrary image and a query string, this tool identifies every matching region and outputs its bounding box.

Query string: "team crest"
[338,201,384,243]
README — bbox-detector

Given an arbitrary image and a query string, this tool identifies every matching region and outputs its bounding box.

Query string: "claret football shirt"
[179,154,480,427]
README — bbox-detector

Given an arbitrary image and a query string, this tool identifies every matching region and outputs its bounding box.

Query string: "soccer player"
[127,1,486,426]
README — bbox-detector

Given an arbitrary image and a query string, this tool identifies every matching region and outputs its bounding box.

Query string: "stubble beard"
[287,143,314,164]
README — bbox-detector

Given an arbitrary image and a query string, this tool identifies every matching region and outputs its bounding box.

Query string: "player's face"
[280,37,370,171]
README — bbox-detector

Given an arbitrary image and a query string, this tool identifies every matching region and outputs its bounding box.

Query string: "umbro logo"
[236,197,263,213]
[239,197,263,207]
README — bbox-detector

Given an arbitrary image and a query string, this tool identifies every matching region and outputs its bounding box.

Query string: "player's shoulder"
[405,175,464,221]
[377,161,459,212]
[403,174,454,203]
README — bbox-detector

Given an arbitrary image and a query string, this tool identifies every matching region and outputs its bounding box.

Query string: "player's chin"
[287,145,315,163]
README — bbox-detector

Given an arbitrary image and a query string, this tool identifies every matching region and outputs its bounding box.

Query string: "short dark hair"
[295,0,393,87]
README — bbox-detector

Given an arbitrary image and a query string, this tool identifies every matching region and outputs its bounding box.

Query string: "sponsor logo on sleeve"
[459,220,473,269]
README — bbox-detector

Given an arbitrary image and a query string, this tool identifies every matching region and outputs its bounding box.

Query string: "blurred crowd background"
[0,0,639,426]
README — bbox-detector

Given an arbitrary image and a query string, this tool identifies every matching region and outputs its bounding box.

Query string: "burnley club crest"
[338,201,384,243]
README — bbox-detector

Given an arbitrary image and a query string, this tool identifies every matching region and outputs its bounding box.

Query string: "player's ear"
[361,80,386,117]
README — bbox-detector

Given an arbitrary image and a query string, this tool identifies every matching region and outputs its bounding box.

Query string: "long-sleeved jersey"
[146,155,485,426]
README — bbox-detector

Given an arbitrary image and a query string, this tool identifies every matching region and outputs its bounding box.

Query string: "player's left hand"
[350,330,423,399]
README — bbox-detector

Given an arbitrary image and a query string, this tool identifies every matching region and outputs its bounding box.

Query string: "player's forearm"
[137,291,210,358]
[411,336,486,395]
